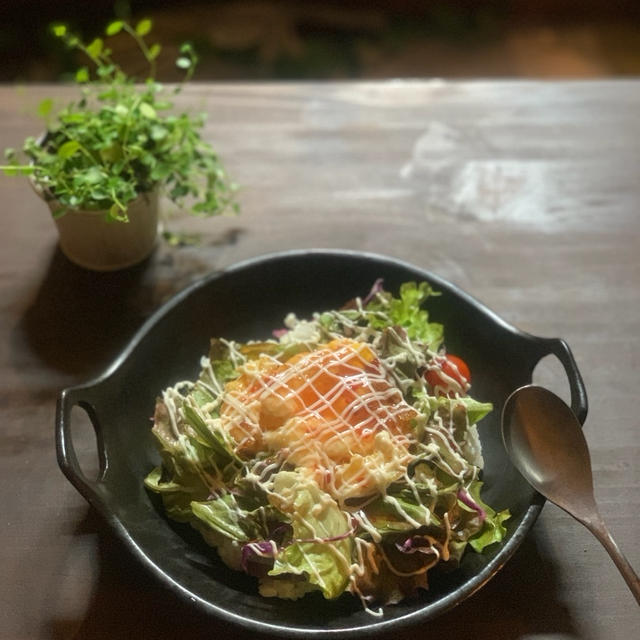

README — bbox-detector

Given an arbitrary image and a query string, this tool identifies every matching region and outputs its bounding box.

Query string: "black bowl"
[56,249,587,637]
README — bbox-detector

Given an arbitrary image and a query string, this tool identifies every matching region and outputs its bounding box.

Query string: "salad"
[144,281,509,614]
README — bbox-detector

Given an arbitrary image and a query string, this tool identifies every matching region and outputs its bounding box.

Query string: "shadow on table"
[48,511,281,640]
[48,513,580,640]
[16,229,243,379]
[18,246,156,378]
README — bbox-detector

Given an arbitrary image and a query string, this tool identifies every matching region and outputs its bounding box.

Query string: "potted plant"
[1,17,237,271]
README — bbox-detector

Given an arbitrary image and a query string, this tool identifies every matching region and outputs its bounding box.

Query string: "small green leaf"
[97,64,116,79]
[139,102,156,119]
[175,56,191,69]
[150,125,168,141]
[86,38,103,59]
[148,43,162,60]
[51,206,68,219]
[61,113,85,124]
[51,24,66,37]
[109,203,128,222]
[138,154,155,168]
[90,189,109,200]
[105,20,123,36]
[150,162,171,180]
[135,18,152,36]
[37,98,53,118]
[75,67,89,83]
[99,144,122,163]
[57,140,81,159]
[84,167,103,184]
[114,104,129,116]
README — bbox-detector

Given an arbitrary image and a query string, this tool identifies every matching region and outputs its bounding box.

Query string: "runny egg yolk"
[219,338,418,503]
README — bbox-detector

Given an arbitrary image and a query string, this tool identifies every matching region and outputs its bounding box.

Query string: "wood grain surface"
[0,80,638,640]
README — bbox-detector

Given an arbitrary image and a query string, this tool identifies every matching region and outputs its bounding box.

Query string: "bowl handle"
[56,385,108,509]
[528,336,588,425]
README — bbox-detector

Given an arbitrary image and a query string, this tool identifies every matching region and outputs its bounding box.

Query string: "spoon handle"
[586,516,640,606]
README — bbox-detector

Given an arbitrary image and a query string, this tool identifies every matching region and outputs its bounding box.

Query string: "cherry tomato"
[443,355,470,385]
[425,354,471,394]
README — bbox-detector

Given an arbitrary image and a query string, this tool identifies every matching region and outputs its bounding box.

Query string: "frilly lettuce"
[366,281,443,349]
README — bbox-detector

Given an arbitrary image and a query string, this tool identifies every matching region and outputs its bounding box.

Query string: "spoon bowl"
[502,385,640,605]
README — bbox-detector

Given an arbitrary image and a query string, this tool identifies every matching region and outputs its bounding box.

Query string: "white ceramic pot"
[37,187,160,271]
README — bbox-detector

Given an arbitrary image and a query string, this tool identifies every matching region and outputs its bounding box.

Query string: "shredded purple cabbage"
[457,488,486,522]
[395,535,438,555]
[241,540,277,573]
[362,278,384,306]
[396,537,415,553]
[272,327,288,338]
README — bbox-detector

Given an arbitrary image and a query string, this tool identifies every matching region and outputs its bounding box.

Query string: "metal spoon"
[502,384,640,605]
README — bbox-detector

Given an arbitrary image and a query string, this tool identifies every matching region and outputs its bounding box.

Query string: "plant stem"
[110,187,126,211]
[122,23,156,79]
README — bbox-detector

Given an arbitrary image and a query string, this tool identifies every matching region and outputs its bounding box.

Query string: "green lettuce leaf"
[268,471,353,599]
[161,491,202,522]
[191,494,257,542]
[181,400,240,472]
[467,481,510,552]
[363,479,441,534]
[413,392,492,426]
[143,466,182,493]
[146,400,211,494]
[462,397,493,425]
[145,391,244,528]
[190,383,216,408]
[365,497,437,533]
[367,281,443,349]
[207,338,242,386]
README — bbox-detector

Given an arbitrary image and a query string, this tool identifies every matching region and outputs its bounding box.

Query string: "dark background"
[1,0,640,82]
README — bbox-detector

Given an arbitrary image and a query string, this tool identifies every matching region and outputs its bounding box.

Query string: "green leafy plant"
[1,17,237,222]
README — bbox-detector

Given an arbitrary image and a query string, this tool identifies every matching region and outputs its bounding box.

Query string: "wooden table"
[1,81,638,639]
